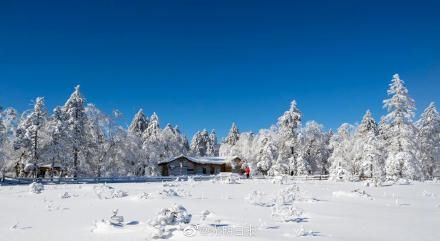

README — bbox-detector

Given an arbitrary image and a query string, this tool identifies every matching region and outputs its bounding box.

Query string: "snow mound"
[60,192,71,199]
[136,192,153,200]
[92,209,140,233]
[332,189,373,200]
[93,184,128,199]
[271,205,304,222]
[397,179,411,185]
[163,182,179,187]
[157,188,191,198]
[246,190,275,207]
[422,190,437,198]
[148,204,192,239]
[272,175,289,184]
[274,185,299,205]
[29,182,44,194]
[296,225,320,237]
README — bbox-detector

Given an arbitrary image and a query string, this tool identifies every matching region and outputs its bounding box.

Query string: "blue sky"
[0,0,439,138]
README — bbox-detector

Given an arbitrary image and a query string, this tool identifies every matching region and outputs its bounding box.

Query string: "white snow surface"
[1,179,439,241]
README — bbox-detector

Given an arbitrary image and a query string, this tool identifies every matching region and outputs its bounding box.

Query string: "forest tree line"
[0,74,439,181]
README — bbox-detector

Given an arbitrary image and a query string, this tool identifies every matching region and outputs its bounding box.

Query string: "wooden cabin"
[159,155,243,176]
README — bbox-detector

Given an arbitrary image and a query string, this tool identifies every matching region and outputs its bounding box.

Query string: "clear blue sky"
[0,0,439,138]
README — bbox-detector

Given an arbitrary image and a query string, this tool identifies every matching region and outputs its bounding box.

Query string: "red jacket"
[245,167,250,174]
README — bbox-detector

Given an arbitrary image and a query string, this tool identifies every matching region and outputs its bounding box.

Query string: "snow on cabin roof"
[159,155,240,165]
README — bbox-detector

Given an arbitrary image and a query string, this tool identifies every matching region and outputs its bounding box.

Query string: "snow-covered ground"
[1,178,439,241]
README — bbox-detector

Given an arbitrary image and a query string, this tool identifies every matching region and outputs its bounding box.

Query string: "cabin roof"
[159,155,240,165]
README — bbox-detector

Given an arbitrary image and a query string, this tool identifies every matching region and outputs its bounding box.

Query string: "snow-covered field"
[1,178,439,241]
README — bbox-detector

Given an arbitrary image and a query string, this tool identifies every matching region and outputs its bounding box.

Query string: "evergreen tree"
[224,122,240,145]
[62,85,88,177]
[382,74,420,179]
[416,102,440,178]
[14,97,48,165]
[275,100,302,175]
[128,109,149,138]
[207,129,218,156]
[329,123,356,180]
[353,110,385,180]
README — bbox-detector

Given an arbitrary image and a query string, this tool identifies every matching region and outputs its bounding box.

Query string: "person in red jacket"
[245,166,251,179]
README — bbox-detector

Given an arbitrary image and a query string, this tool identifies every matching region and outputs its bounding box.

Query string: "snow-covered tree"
[219,122,240,156]
[329,123,356,180]
[296,121,330,175]
[254,128,278,175]
[13,97,48,166]
[416,102,440,178]
[190,129,210,156]
[274,100,302,175]
[142,112,162,175]
[128,109,149,138]
[0,107,19,175]
[353,110,385,180]
[224,122,240,145]
[382,74,420,180]
[61,85,89,177]
[206,129,219,156]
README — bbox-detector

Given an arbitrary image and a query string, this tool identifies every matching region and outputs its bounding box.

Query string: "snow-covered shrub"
[29,182,44,194]
[163,182,179,187]
[272,175,289,184]
[332,189,373,200]
[422,190,437,198]
[246,190,274,207]
[111,189,128,198]
[93,184,127,199]
[148,204,192,239]
[60,192,71,199]
[271,205,303,222]
[397,178,411,185]
[109,209,124,226]
[157,188,179,197]
[137,192,153,200]
[274,185,299,205]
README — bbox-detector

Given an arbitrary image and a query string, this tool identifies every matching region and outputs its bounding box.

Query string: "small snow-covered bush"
[422,190,437,198]
[271,205,303,222]
[137,192,153,200]
[29,182,44,194]
[397,178,411,185]
[158,188,179,197]
[246,190,274,207]
[148,204,192,239]
[332,189,373,200]
[93,184,128,199]
[163,182,179,187]
[274,185,299,205]
[60,192,71,199]
[272,175,289,184]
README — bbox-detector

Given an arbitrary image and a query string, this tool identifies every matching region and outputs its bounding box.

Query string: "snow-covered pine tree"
[416,102,440,178]
[382,74,420,180]
[224,122,240,145]
[353,110,385,180]
[142,112,162,175]
[0,109,7,172]
[206,129,218,156]
[296,121,329,175]
[62,85,89,177]
[0,107,18,175]
[328,123,356,180]
[128,109,149,138]
[274,100,302,175]
[190,129,210,156]
[219,123,240,156]
[13,97,48,166]
[255,128,278,175]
